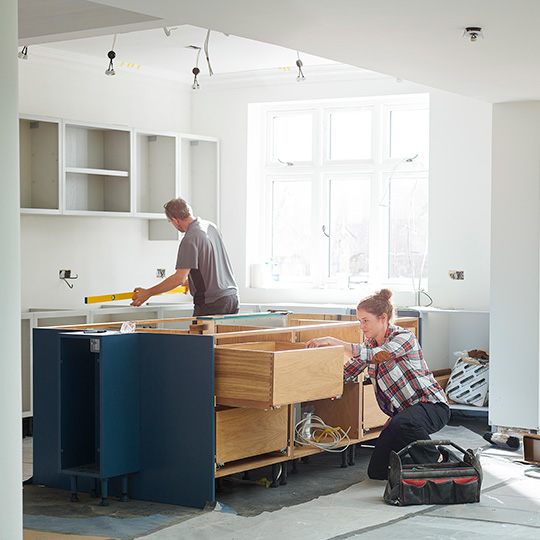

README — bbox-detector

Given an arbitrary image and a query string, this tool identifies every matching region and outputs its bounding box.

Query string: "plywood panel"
[308,381,361,440]
[362,380,389,432]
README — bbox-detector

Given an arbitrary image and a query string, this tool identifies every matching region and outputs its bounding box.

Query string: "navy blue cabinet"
[59,333,140,505]
[33,329,215,508]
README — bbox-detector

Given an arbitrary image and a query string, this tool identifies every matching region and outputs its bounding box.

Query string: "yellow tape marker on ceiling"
[85,285,187,304]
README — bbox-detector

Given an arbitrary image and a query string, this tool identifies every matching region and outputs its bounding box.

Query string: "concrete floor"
[23,411,540,539]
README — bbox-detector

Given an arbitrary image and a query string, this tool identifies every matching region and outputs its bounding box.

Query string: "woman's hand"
[306,336,339,348]
[306,336,355,358]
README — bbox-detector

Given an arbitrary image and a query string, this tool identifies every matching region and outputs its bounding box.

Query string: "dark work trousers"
[367,401,451,480]
[193,294,239,317]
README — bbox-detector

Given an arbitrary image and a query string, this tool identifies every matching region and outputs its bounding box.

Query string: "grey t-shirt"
[175,218,238,305]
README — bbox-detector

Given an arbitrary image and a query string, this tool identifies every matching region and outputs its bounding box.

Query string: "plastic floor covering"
[23,425,540,540]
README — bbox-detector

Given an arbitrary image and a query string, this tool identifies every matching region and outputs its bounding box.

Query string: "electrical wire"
[294,414,350,452]
[204,30,213,76]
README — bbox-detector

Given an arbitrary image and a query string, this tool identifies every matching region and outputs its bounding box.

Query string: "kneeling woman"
[306,288,449,480]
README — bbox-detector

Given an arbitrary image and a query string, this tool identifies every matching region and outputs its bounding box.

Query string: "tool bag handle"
[396,439,468,458]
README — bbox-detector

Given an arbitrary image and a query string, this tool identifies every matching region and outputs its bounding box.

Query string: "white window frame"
[258,94,429,290]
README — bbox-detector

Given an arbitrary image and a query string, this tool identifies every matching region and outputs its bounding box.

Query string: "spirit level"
[85,286,187,304]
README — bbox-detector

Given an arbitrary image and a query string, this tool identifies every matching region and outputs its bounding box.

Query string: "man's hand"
[131,287,151,307]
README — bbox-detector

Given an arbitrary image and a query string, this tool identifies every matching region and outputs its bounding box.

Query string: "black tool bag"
[384,439,482,506]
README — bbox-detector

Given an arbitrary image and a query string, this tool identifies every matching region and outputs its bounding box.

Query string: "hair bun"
[377,288,393,301]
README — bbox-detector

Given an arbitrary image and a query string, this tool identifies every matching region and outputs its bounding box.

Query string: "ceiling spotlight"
[192,67,200,90]
[105,50,116,76]
[105,35,117,76]
[189,45,202,90]
[296,52,305,82]
[463,27,484,42]
[18,46,28,60]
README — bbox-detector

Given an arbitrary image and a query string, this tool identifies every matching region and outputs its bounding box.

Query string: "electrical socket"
[156,269,166,278]
[59,269,71,279]
[449,270,465,280]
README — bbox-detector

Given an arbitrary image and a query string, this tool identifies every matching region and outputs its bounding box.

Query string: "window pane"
[389,109,429,161]
[329,109,372,160]
[329,178,370,282]
[272,179,312,279]
[388,176,428,279]
[272,114,312,162]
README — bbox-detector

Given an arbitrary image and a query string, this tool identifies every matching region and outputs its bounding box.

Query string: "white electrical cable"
[294,414,351,452]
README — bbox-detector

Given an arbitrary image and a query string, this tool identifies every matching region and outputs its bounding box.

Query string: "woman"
[306,288,450,480]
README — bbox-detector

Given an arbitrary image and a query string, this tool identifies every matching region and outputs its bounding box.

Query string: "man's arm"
[131,268,190,307]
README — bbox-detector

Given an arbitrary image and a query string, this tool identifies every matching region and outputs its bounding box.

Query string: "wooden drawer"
[215,341,344,408]
[215,406,288,464]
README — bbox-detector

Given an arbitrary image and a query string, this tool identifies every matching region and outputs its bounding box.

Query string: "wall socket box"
[449,270,465,280]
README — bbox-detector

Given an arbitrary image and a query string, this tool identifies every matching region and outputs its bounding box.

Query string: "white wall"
[490,102,540,430]
[18,54,194,310]
[191,70,492,311]
[1,1,23,536]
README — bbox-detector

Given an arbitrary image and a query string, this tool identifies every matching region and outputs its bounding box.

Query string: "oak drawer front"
[362,382,389,431]
[215,406,288,464]
[215,342,344,408]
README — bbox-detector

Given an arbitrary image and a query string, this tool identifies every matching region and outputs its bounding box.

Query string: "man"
[131,198,239,316]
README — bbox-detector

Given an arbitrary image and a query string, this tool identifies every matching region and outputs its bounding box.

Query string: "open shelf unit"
[19,114,220,239]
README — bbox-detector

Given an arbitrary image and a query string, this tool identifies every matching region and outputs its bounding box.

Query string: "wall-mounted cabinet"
[64,122,131,214]
[19,115,220,238]
[19,116,61,213]
[180,136,219,226]
[135,130,177,217]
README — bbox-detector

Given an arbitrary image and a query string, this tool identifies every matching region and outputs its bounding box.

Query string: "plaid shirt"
[344,324,448,417]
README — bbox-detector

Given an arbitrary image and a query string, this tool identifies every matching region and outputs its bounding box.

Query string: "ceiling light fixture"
[105,35,117,76]
[18,46,28,60]
[187,45,202,90]
[463,27,484,42]
[296,52,305,82]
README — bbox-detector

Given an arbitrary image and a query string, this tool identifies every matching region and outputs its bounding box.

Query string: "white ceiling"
[18,0,540,103]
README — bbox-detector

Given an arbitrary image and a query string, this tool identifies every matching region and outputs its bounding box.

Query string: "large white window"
[259,95,429,289]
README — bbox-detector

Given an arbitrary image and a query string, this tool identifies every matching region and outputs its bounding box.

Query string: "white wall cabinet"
[64,122,132,214]
[19,115,220,238]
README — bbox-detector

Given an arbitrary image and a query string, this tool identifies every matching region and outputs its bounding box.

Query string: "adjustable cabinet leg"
[69,476,79,502]
[120,475,129,502]
[215,478,223,493]
[270,463,281,488]
[348,444,356,466]
[340,449,348,468]
[291,459,299,474]
[280,462,288,486]
[242,471,251,481]
[90,478,98,498]
[99,478,109,507]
